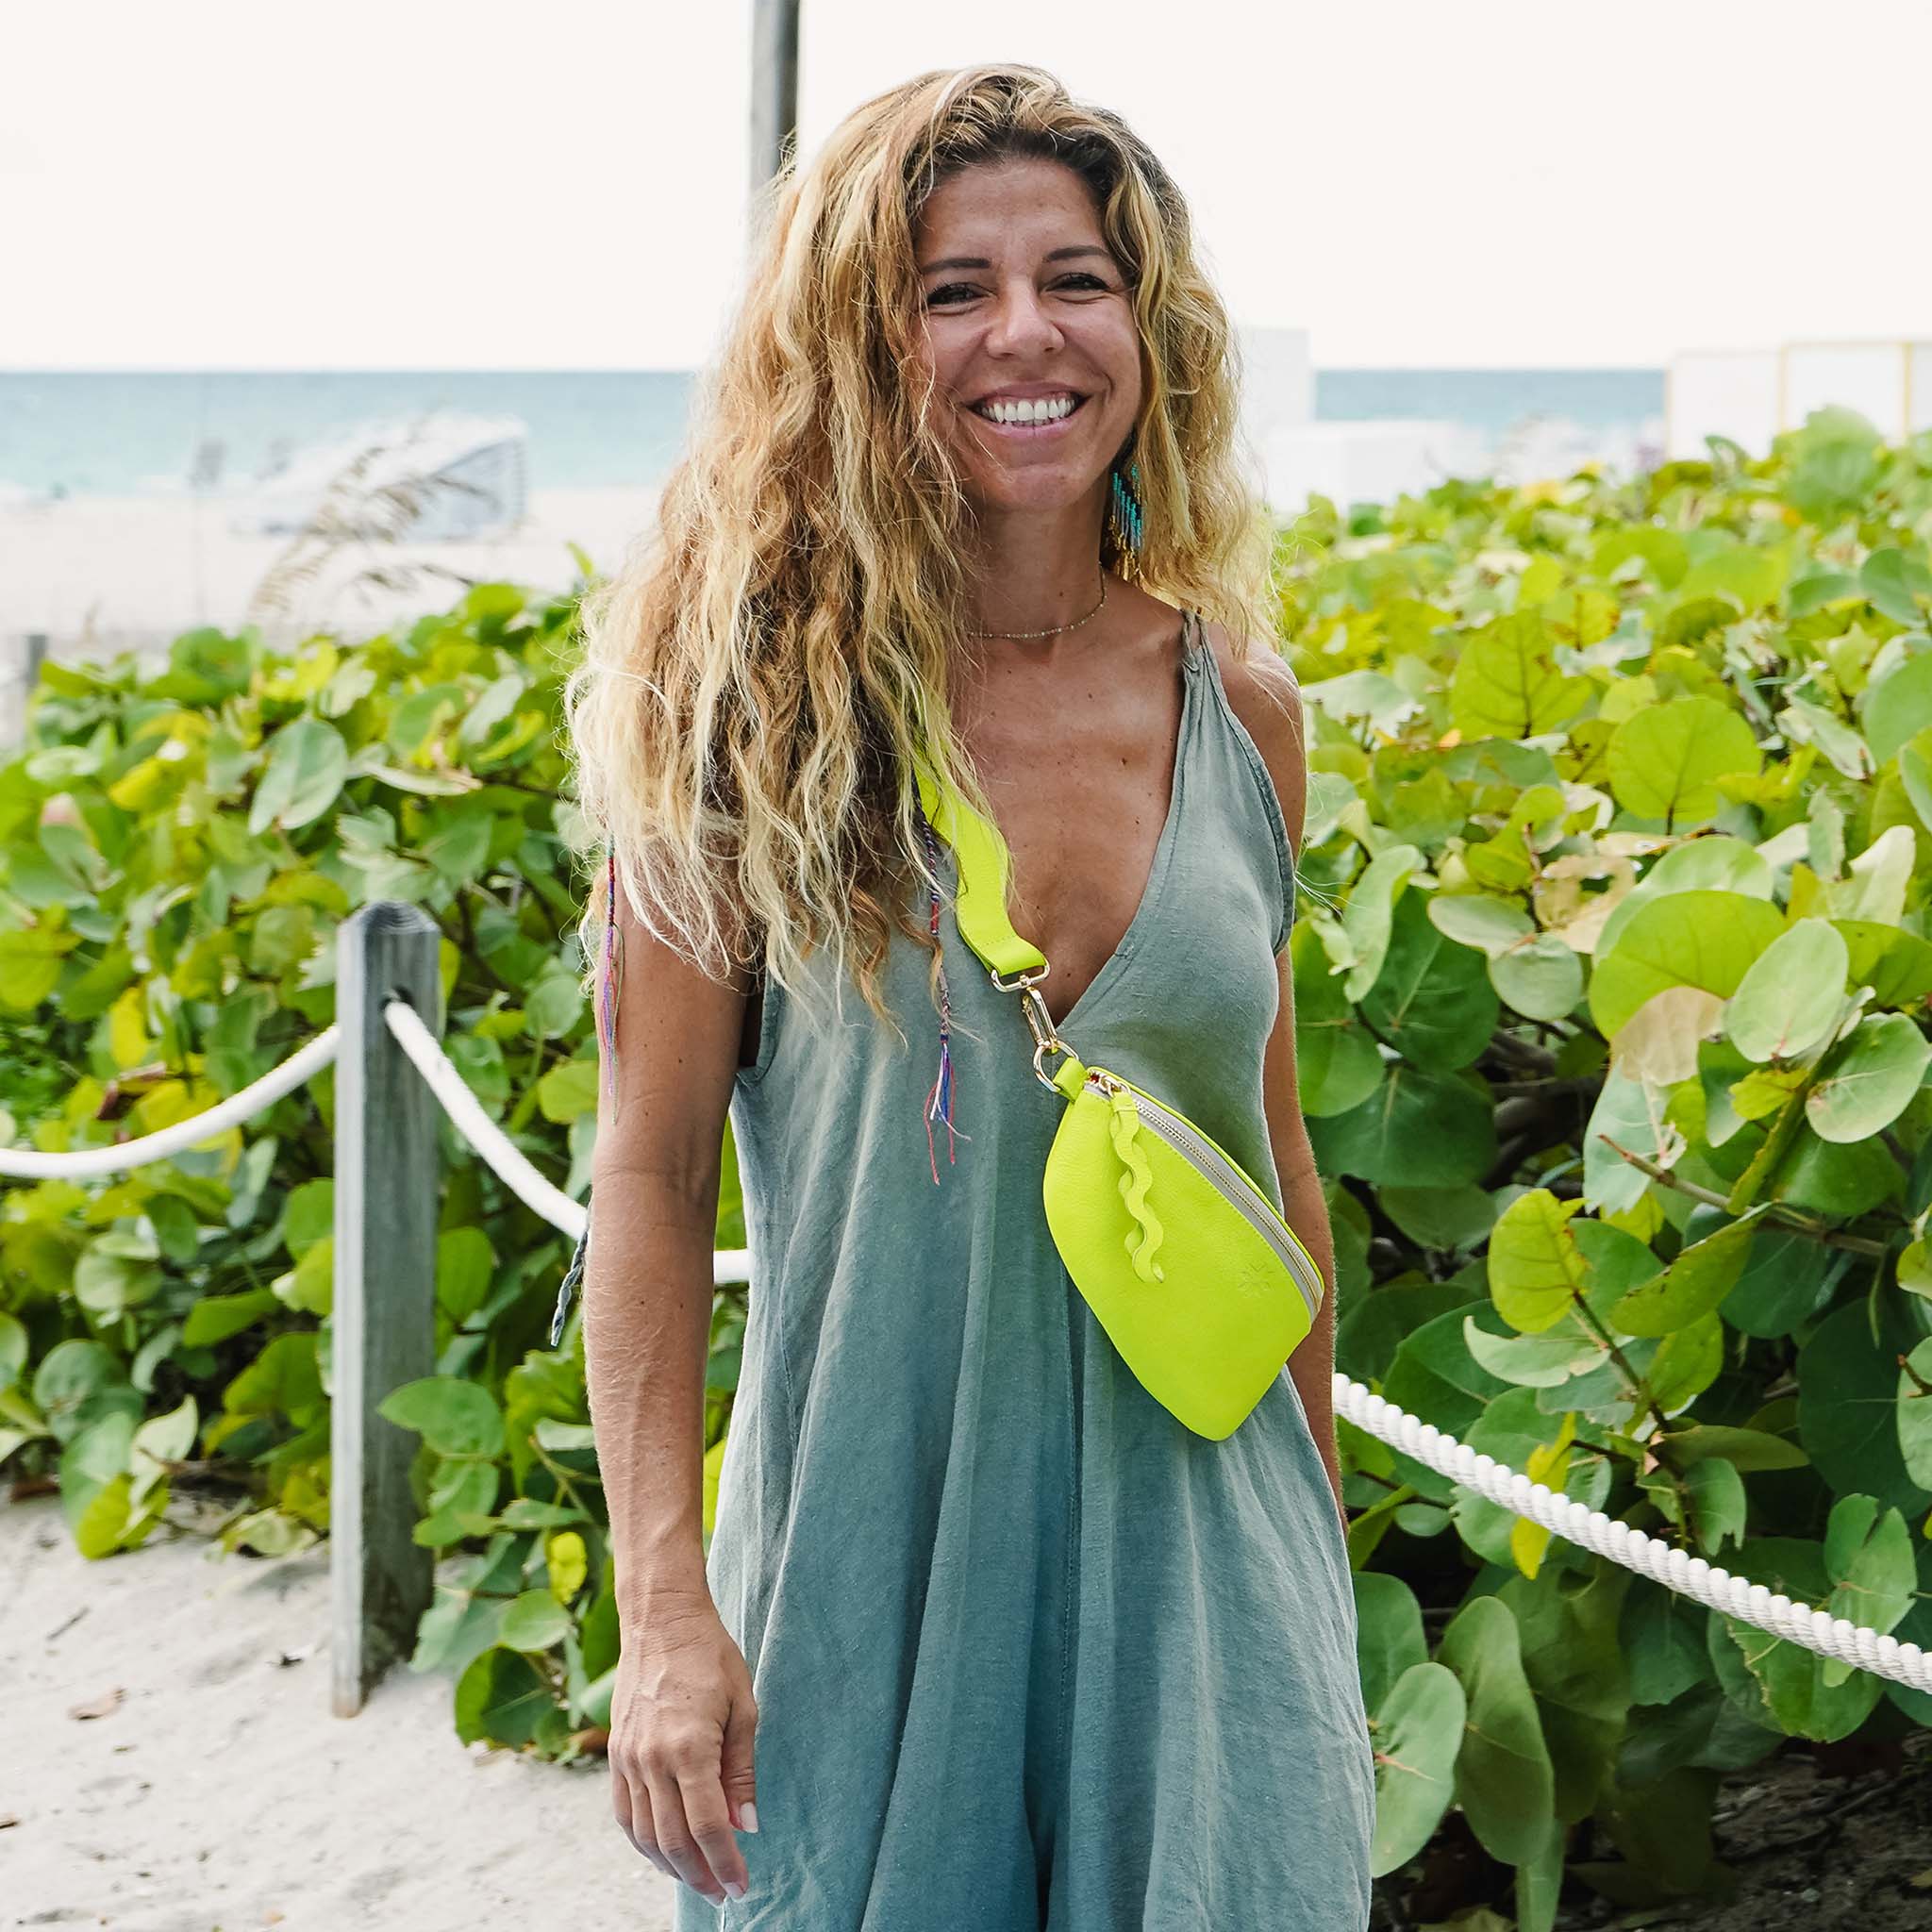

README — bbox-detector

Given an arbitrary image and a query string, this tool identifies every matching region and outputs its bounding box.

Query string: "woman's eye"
[924,274,1110,308]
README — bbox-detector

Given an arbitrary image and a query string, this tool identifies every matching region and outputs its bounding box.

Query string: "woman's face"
[908,156,1142,520]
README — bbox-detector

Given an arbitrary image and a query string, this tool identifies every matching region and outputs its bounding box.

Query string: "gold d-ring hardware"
[989,963,1075,1091]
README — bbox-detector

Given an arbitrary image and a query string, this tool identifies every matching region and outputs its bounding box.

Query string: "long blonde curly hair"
[561,61,1279,1050]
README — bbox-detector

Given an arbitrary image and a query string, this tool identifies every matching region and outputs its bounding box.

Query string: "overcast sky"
[2,0,1926,371]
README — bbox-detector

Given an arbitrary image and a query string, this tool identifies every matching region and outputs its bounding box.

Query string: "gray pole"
[331,901,443,1716]
[750,0,801,193]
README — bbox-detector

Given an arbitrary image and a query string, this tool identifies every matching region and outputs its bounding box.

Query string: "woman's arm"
[585,877,752,1612]
[585,866,763,1906]
[1268,1015,1346,1530]
[1214,626,1347,1529]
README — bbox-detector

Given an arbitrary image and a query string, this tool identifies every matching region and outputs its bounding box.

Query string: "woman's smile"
[965,390,1091,437]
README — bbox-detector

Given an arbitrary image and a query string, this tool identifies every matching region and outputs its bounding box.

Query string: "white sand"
[3,1491,679,1931]
[0,484,665,658]
[0,483,671,749]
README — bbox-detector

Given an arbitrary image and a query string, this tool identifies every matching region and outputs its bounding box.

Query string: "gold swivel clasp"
[989,963,1076,1092]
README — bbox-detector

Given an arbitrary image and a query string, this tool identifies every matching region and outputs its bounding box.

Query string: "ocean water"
[0,368,1666,503]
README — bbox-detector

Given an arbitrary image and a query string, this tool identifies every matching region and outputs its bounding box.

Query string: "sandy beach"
[4,1489,679,1931]
[0,483,666,658]
[0,482,675,749]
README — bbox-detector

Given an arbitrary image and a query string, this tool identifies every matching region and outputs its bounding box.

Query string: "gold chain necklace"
[966,572,1108,641]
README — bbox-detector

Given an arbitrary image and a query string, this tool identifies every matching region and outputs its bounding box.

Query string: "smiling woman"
[558,60,1372,1932]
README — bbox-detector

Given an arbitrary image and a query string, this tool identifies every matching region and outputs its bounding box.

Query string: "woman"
[561,62,1375,1929]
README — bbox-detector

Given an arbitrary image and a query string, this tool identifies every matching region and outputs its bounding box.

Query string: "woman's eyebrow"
[916,244,1114,275]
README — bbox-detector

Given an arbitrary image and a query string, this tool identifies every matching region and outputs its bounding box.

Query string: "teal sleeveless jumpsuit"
[677,610,1376,1929]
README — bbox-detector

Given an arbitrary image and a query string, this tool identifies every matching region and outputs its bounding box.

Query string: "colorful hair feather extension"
[917,809,965,1182]
[599,844,625,1121]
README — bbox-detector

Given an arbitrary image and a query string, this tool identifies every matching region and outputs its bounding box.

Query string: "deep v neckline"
[1026,608,1203,1037]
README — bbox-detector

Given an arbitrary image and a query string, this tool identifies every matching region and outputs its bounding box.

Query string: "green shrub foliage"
[3,410,1932,1920]
[1288,410,1932,1920]
[0,575,745,1761]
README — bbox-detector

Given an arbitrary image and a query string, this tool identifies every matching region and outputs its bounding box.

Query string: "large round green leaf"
[1595,835,1775,961]
[1859,646,1932,767]
[1491,933,1585,1022]
[1714,1536,1883,1743]
[1378,1184,1498,1253]
[1798,1300,1929,1518]
[1449,612,1591,741]
[1611,1212,1756,1337]
[1860,547,1932,628]
[1359,891,1499,1071]
[1647,1309,1725,1414]
[1837,920,1932,1008]
[1435,1595,1556,1867]
[247,716,350,835]
[1723,918,1848,1063]
[1370,1663,1467,1876]
[1804,1013,1931,1141]
[1307,1063,1497,1186]
[1899,1339,1932,1490]
[1769,1125,1903,1218]
[1291,923,1385,1118]
[1590,891,1787,1039]
[1580,1066,1673,1215]
[379,1375,506,1457]
[1355,1570,1428,1715]
[1607,698,1760,826]
[1721,1226,1845,1338]
[454,1644,551,1748]
[1488,1189,1588,1334]
[1341,844,1423,1003]
[500,1589,574,1654]
[1380,1304,1516,1499]
[1428,893,1534,956]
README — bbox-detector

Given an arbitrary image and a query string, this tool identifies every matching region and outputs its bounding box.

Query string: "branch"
[1597,1136,1890,1257]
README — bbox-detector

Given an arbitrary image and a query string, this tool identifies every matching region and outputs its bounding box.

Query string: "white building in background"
[1667,338,1932,460]
[1233,324,1666,516]
[1235,324,1485,517]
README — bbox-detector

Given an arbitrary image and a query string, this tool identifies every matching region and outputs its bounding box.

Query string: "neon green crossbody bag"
[912,751,1324,1441]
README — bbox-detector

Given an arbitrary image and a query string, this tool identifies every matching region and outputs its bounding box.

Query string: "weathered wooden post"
[331,901,442,1716]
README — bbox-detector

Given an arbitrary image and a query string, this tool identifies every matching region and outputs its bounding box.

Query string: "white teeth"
[973,393,1078,425]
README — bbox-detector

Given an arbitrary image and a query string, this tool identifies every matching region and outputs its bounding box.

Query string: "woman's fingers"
[611,1765,676,1879]
[720,1688,760,1841]
[645,1752,733,1905]
[675,1755,751,1904]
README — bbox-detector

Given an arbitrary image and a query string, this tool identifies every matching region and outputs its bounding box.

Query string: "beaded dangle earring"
[1108,458,1145,579]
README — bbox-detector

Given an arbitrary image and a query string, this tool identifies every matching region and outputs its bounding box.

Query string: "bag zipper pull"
[1105,1083,1166,1283]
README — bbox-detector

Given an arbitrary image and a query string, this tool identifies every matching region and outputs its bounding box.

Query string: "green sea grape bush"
[0,572,747,1762]
[1286,408,1932,1924]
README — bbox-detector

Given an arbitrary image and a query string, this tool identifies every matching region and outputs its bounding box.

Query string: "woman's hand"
[608,1589,760,1906]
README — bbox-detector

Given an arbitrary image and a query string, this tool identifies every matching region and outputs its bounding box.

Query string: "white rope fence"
[1330,1381,1932,1696]
[4,997,1927,1698]
[0,1026,342,1180]
[380,1001,586,1245]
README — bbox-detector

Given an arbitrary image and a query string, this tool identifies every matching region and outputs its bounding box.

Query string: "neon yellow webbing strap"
[910,750,1047,981]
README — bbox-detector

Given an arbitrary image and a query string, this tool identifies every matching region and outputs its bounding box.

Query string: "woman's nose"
[985,281,1062,353]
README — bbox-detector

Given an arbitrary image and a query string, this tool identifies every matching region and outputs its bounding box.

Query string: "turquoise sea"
[0,368,1666,501]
